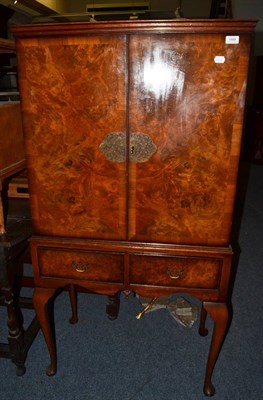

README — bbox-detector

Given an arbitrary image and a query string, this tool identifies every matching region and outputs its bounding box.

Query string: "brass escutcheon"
[167,266,185,280]
[99,132,157,163]
[129,133,157,163]
[71,260,90,273]
[99,132,126,162]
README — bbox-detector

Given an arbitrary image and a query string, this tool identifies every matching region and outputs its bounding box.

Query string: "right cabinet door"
[128,33,251,246]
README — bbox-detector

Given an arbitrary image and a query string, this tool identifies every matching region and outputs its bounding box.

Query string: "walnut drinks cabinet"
[12,19,256,396]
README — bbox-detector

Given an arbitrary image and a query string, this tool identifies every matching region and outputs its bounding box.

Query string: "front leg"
[202,302,229,397]
[33,287,57,376]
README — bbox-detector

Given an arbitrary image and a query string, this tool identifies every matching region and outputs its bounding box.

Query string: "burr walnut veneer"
[12,19,256,396]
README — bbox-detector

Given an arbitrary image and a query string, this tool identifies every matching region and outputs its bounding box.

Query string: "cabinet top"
[11,19,257,38]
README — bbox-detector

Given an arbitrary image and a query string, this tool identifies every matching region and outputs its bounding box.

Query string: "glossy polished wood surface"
[38,247,124,283]
[129,254,221,289]
[14,21,253,245]
[128,33,250,245]
[18,35,127,239]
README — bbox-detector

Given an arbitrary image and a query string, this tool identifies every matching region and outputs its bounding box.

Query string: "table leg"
[33,286,57,376]
[202,302,229,397]
[106,293,120,320]
[0,248,26,375]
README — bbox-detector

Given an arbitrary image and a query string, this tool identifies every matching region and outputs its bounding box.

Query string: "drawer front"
[38,248,124,283]
[129,255,221,289]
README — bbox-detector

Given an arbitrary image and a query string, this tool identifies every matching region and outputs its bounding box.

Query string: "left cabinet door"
[17,34,127,240]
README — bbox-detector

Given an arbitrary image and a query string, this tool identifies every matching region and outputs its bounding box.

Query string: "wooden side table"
[0,215,40,375]
[0,175,78,375]
[0,39,40,373]
[0,161,39,377]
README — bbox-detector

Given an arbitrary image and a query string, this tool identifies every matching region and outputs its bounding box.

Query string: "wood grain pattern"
[15,26,253,246]
[129,254,221,289]
[18,35,127,239]
[38,247,124,283]
[128,33,251,245]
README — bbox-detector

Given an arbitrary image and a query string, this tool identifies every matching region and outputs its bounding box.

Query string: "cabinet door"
[128,33,250,245]
[19,35,127,239]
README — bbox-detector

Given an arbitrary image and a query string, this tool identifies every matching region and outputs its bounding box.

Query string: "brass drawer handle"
[71,261,90,273]
[167,267,185,280]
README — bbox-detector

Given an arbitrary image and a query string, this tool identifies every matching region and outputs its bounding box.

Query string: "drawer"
[129,254,221,289]
[37,247,124,283]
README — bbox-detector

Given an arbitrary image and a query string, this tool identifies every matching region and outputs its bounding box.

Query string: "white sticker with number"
[225,36,239,44]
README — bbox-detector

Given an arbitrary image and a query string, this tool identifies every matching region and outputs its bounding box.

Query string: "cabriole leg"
[33,287,57,376]
[203,302,229,397]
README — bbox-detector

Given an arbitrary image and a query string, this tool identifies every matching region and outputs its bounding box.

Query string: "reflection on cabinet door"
[128,33,251,246]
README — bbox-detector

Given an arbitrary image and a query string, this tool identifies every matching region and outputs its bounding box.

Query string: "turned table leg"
[0,248,26,375]
[202,302,229,397]
[33,287,57,376]
[106,293,120,320]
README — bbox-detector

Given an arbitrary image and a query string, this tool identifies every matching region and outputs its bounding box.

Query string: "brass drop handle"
[136,297,159,319]
[71,261,90,273]
[130,145,135,154]
[167,266,185,280]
